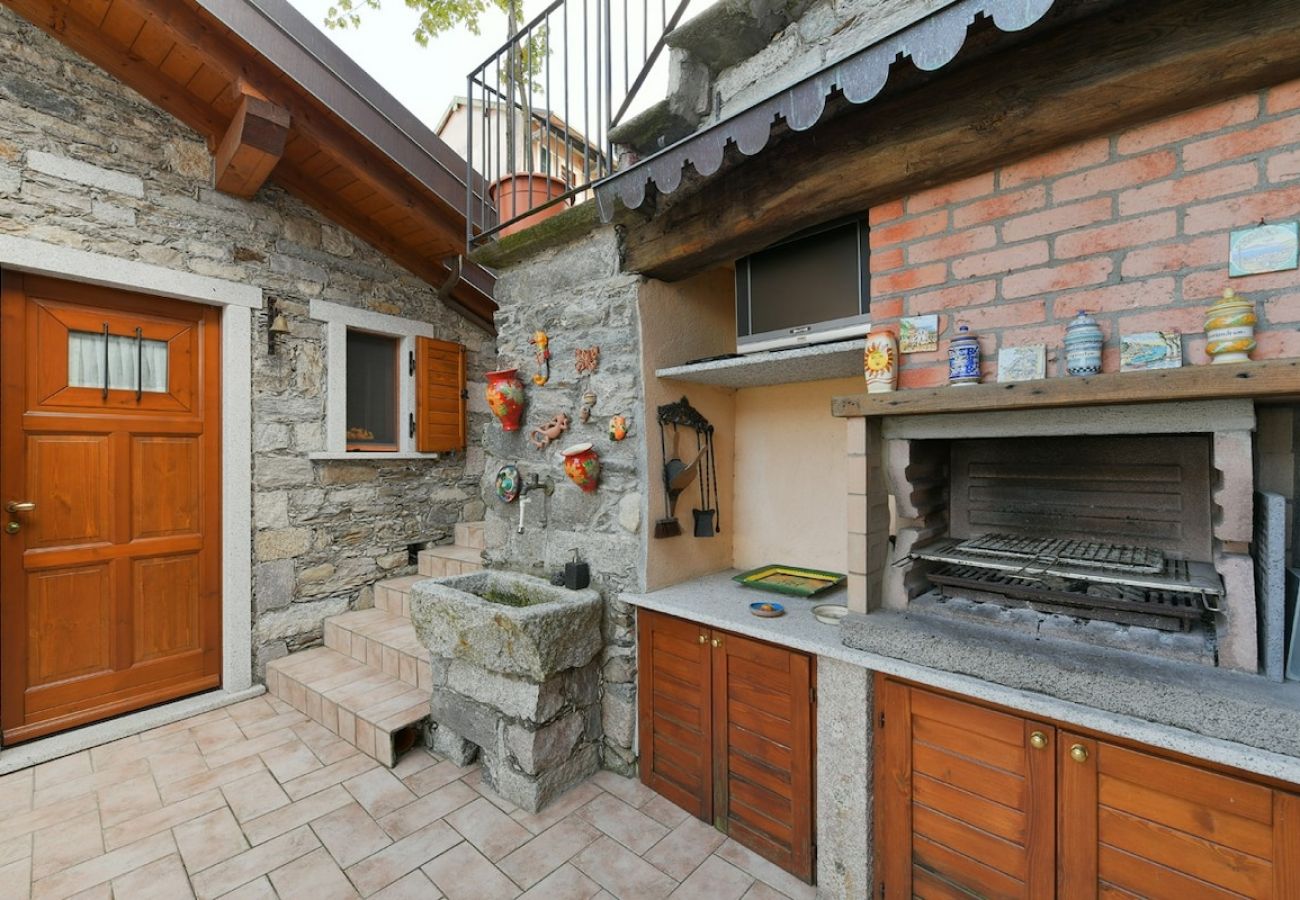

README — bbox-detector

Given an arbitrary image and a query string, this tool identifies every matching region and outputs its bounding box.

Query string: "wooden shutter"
[414,336,466,452]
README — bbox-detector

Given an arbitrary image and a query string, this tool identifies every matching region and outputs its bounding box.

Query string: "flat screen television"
[735,218,869,354]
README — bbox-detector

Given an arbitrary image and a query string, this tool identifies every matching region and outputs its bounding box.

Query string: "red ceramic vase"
[561,442,600,493]
[485,368,525,431]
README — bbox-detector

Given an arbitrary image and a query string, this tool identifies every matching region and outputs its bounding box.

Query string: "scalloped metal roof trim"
[594,0,1058,221]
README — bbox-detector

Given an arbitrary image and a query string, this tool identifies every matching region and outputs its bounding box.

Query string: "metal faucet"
[517,474,554,533]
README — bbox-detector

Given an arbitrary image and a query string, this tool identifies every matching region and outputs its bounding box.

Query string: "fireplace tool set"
[655,397,720,539]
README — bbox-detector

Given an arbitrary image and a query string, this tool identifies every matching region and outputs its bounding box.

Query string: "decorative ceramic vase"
[485,368,525,431]
[864,328,899,393]
[1064,310,1104,376]
[495,465,520,503]
[1205,288,1258,364]
[561,442,600,493]
[948,325,981,386]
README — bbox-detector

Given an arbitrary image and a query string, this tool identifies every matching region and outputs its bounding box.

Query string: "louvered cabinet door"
[637,610,713,820]
[1058,734,1300,899]
[877,680,1055,899]
[712,631,815,882]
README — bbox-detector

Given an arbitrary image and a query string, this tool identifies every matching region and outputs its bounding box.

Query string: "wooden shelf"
[832,359,1300,418]
[656,339,866,388]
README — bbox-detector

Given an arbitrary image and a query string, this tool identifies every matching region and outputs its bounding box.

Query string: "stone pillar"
[847,418,889,613]
[816,658,875,897]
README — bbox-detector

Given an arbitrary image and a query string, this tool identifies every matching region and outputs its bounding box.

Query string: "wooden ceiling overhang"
[4,0,497,329]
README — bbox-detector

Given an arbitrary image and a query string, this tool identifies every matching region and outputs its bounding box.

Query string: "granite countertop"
[621,570,1300,785]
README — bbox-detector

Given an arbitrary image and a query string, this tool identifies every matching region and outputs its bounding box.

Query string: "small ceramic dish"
[749,601,786,618]
[812,603,849,625]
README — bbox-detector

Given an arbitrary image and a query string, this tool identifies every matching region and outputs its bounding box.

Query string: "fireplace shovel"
[654,448,702,538]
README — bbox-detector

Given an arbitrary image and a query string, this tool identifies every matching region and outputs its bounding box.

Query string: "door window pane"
[68,330,168,392]
[346,330,398,450]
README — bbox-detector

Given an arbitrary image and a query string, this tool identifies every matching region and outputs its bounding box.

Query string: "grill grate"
[954,534,1165,574]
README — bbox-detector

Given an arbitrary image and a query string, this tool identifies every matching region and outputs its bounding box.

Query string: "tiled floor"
[0,696,815,900]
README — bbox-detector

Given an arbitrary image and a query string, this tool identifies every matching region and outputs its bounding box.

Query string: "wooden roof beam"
[214,90,289,198]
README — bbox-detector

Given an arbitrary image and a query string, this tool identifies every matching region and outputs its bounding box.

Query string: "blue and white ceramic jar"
[948,325,981,386]
[1064,310,1103,376]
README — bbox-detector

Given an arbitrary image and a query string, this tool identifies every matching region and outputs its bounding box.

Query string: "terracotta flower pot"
[485,368,525,431]
[561,442,600,493]
[489,173,570,238]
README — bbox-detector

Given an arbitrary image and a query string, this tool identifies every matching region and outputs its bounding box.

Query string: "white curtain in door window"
[68,330,169,392]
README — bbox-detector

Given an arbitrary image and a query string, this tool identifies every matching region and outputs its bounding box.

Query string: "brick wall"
[869,80,1300,388]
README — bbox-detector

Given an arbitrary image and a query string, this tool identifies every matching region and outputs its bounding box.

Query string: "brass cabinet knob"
[711,637,723,648]
[1029,731,1047,750]
[698,634,707,644]
[1070,744,1089,763]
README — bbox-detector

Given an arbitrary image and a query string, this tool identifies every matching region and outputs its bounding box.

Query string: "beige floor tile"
[189,825,319,900]
[109,853,195,900]
[642,817,725,882]
[159,755,266,806]
[204,729,298,771]
[292,722,357,767]
[0,793,100,847]
[0,835,32,868]
[283,754,378,803]
[174,808,250,875]
[149,749,210,787]
[510,781,603,836]
[269,847,359,900]
[31,812,103,881]
[241,711,310,740]
[498,816,601,890]
[213,876,276,900]
[261,740,323,784]
[639,795,690,830]
[0,770,34,816]
[32,753,91,792]
[342,768,416,820]
[445,797,532,862]
[389,750,438,781]
[142,708,231,741]
[97,773,162,827]
[402,760,478,797]
[103,790,226,851]
[33,758,150,808]
[222,770,290,823]
[377,780,477,841]
[588,772,658,810]
[310,801,393,870]
[367,869,441,900]
[575,793,668,855]
[30,830,175,900]
[193,718,248,756]
[227,697,279,729]
[669,855,753,900]
[63,884,110,900]
[344,820,459,897]
[88,736,142,773]
[266,696,296,716]
[242,784,352,846]
[570,837,677,900]
[712,841,814,900]
[739,882,790,900]
[420,841,520,900]
[0,856,32,900]
[517,864,600,900]
[461,769,518,815]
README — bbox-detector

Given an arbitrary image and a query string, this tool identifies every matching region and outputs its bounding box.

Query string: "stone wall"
[0,7,490,678]
[480,227,645,774]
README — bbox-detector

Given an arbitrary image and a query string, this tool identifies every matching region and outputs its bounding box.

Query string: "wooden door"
[712,630,815,882]
[0,272,222,744]
[877,678,1056,899]
[637,610,713,820]
[1058,733,1300,899]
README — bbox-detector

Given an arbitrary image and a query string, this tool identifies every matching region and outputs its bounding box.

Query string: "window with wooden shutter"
[414,336,466,452]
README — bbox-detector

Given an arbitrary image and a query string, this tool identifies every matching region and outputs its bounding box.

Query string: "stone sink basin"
[410,570,602,682]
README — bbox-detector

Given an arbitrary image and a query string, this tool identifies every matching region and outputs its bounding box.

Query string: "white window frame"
[309,298,441,459]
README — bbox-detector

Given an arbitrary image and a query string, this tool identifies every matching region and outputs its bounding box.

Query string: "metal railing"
[466,0,692,247]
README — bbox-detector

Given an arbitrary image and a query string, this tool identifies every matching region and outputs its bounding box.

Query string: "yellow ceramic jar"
[1204,288,1257,364]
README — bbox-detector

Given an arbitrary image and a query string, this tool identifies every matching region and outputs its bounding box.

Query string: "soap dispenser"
[565,548,590,590]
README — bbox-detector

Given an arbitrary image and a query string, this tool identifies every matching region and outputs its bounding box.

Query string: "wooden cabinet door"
[712,630,815,882]
[877,679,1056,899]
[637,610,713,820]
[1058,733,1300,899]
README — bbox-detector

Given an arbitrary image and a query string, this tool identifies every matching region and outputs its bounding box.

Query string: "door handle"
[5,501,35,513]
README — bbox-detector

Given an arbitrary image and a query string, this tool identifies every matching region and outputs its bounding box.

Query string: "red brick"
[1182,116,1300,170]
[869,200,905,226]
[869,297,904,321]
[1118,163,1257,217]
[1113,305,1208,337]
[1055,212,1177,259]
[1116,95,1259,155]
[995,324,1069,351]
[898,364,948,390]
[1120,234,1226,278]
[1052,152,1177,203]
[1267,78,1300,115]
[1000,138,1111,189]
[952,187,1047,229]
[1256,329,1300,358]
[1050,278,1176,318]
[1263,292,1300,324]
[907,280,998,315]
[872,210,949,247]
[951,241,1049,279]
[1183,184,1300,234]
[872,263,948,296]
[1002,259,1114,300]
[908,227,996,264]
[870,247,904,274]
[1184,268,1300,301]
[1267,149,1300,183]
[957,299,1047,331]
[905,173,996,215]
[1002,197,1113,243]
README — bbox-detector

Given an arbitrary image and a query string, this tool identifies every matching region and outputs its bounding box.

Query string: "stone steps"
[265,646,429,767]
[323,608,433,690]
[417,520,487,578]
